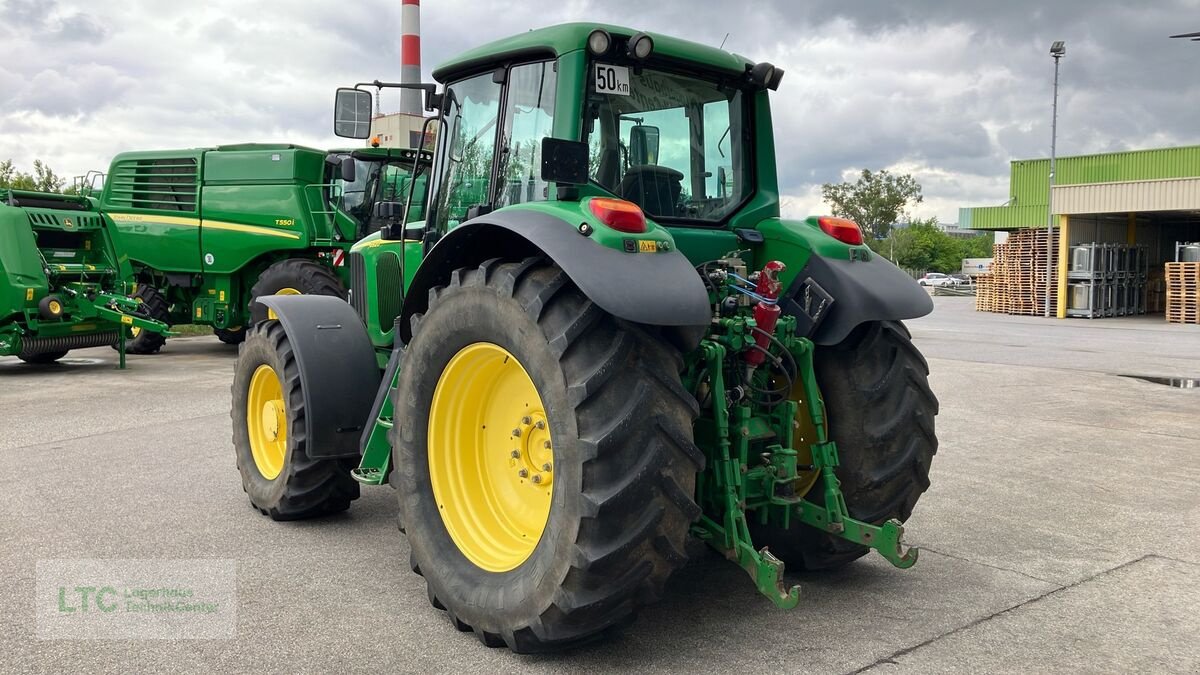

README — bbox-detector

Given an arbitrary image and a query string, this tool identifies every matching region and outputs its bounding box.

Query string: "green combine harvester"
[0,188,167,365]
[231,24,938,652]
[96,144,428,353]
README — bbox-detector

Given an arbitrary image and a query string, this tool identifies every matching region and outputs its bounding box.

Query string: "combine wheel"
[391,258,703,652]
[18,350,68,364]
[124,284,170,354]
[249,259,345,324]
[750,320,938,570]
[214,326,246,345]
[231,321,360,520]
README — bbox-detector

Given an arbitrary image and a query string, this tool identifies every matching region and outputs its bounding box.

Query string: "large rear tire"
[231,321,360,520]
[124,284,170,355]
[214,326,246,345]
[248,259,345,324]
[749,320,938,571]
[391,258,703,653]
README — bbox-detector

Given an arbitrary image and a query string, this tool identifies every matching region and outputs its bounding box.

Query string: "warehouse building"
[961,145,1200,320]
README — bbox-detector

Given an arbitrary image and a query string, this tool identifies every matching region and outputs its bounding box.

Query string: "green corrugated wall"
[963,145,1200,230]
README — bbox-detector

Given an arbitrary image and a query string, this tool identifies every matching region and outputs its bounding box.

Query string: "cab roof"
[432,22,754,83]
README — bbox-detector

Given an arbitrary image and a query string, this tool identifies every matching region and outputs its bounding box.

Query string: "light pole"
[1044,41,1066,317]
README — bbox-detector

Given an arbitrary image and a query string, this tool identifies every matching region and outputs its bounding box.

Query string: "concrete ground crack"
[848,554,1157,674]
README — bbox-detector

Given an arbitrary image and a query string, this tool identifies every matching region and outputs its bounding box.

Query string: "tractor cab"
[325,147,432,241]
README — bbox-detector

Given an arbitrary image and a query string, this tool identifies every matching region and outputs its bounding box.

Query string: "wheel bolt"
[531,474,542,484]
[543,440,552,449]
[518,468,529,478]
[512,428,521,437]
[522,416,532,425]
[535,420,545,430]
[542,463,552,472]
[510,449,520,458]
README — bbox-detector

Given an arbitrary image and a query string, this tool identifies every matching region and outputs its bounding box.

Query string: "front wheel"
[391,258,703,652]
[230,321,360,520]
[18,350,68,364]
[749,320,938,571]
[123,284,170,354]
[214,326,246,345]
[248,259,345,324]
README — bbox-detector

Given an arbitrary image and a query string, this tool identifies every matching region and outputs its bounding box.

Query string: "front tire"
[248,259,345,324]
[18,350,68,364]
[231,321,360,520]
[124,284,170,355]
[391,258,703,652]
[749,320,938,571]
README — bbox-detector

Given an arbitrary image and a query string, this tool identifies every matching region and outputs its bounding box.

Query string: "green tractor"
[96,143,429,352]
[0,188,168,365]
[232,24,937,651]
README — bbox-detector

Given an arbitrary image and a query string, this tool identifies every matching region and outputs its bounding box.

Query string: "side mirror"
[629,125,660,165]
[339,157,357,183]
[333,88,373,139]
[540,137,589,186]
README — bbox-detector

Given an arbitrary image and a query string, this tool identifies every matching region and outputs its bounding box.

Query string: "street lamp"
[1044,40,1065,317]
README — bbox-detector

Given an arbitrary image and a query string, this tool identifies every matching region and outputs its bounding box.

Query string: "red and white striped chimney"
[399,0,422,115]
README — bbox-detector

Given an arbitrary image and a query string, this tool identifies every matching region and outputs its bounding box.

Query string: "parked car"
[918,272,952,287]
[949,273,972,285]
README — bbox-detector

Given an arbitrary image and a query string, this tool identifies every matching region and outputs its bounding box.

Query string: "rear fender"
[256,295,381,459]
[400,208,711,347]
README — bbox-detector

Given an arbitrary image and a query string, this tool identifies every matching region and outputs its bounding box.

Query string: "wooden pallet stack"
[975,229,1059,316]
[1165,262,1200,324]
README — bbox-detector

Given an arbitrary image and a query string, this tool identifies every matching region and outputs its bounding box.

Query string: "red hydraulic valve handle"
[745,261,786,367]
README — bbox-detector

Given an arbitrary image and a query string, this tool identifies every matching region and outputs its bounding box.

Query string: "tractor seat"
[618,165,684,218]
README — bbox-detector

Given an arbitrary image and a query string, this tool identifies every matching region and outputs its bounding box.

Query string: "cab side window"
[495,62,557,208]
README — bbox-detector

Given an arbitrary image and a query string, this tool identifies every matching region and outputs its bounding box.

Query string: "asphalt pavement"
[2,297,1197,673]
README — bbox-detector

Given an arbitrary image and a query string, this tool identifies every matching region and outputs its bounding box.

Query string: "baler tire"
[749,320,938,571]
[214,326,246,345]
[18,350,68,364]
[122,285,170,355]
[391,258,703,653]
[249,259,346,324]
[231,321,360,520]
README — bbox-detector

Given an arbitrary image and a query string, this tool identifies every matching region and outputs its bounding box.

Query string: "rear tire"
[749,320,938,571]
[214,326,246,345]
[124,284,170,355]
[248,259,345,324]
[231,321,360,520]
[18,350,68,364]
[391,258,703,653]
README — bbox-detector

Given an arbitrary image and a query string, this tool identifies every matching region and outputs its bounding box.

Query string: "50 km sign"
[595,64,631,95]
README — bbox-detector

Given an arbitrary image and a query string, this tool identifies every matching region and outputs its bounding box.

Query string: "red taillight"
[817,216,864,245]
[589,197,646,233]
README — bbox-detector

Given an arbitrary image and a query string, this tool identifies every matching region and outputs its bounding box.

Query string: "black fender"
[780,252,933,346]
[399,209,711,347]
[257,295,381,459]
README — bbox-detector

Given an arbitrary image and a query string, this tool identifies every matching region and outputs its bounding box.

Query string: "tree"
[0,159,67,193]
[867,216,996,273]
[821,169,923,240]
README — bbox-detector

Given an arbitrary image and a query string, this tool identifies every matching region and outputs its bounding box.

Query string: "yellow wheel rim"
[789,380,823,497]
[247,364,287,480]
[131,326,141,337]
[428,342,554,573]
[48,300,62,315]
[266,287,302,321]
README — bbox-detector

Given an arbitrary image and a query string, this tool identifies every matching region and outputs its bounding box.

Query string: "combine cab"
[0,189,167,364]
[98,144,429,352]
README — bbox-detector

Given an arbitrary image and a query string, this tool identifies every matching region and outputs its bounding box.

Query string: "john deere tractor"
[0,188,168,365]
[232,24,937,652]
[96,143,428,352]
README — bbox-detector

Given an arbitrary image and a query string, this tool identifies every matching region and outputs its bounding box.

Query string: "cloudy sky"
[2,0,1198,222]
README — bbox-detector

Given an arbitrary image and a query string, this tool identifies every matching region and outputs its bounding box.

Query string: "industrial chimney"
[399,0,422,115]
